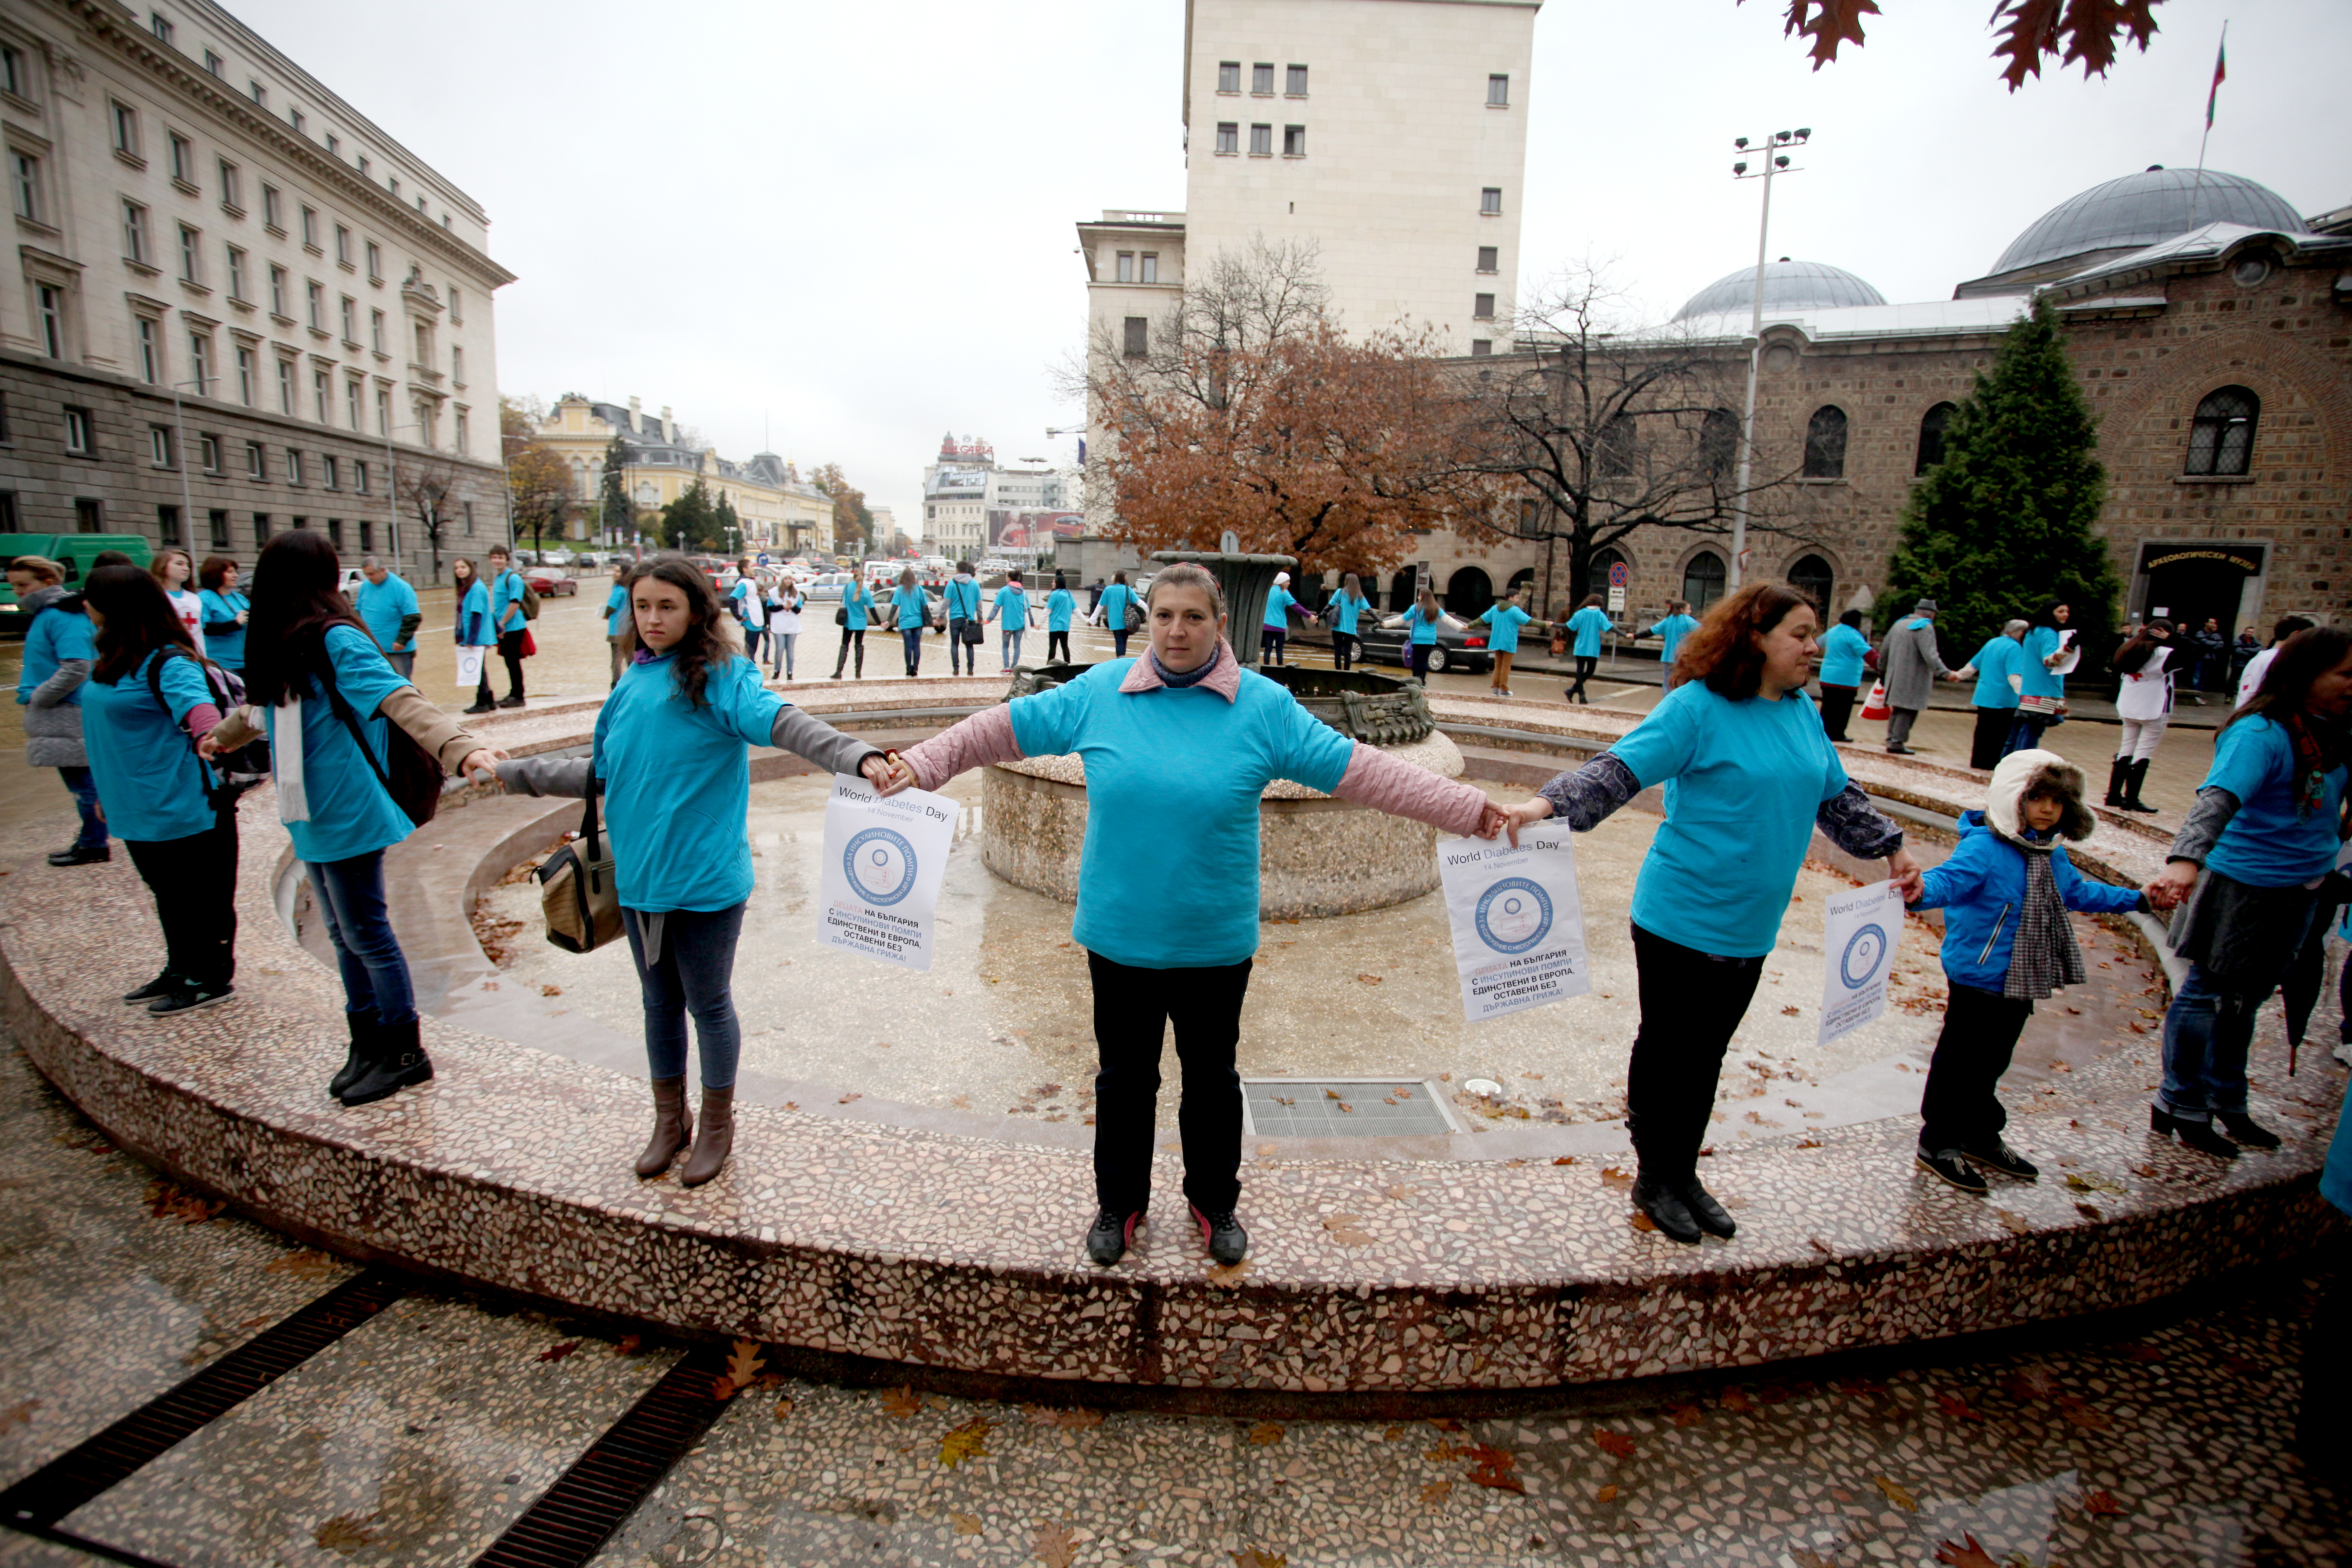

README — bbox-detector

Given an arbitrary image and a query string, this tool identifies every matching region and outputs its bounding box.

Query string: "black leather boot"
[2104,756,2130,807]
[2121,758,2159,813]
[1632,1176,1703,1244]
[338,1017,433,1106]
[329,1008,376,1099]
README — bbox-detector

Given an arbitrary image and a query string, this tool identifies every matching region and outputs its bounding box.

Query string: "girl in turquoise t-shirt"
[1647,601,1701,673]
[1564,593,1612,704]
[987,576,1031,670]
[1322,572,1372,671]
[1474,586,1534,697]
[832,575,874,679]
[1261,572,1300,667]
[1402,588,1447,682]
[1046,571,1077,664]
[1092,572,1141,658]
[890,567,930,678]
[603,565,630,687]
[196,560,249,672]
[1492,580,1921,1246]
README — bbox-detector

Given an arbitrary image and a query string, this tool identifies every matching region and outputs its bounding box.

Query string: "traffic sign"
[1607,562,1630,588]
[1607,586,1626,612]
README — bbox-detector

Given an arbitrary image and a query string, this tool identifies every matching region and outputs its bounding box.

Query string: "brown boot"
[679,1085,735,1187]
[634,1075,694,1178]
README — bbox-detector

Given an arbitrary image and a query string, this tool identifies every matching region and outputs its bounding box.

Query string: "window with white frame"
[1215,121,1237,154]
[149,13,173,44]
[1140,253,1158,283]
[324,455,339,490]
[225,244,246,299]
[64,407,93,455]
[135,315,161,381]
[1217,60,1239,92]
[261,183,281,229]
[8,150,37,222]
[345,377,362,428]
[268,263,287,315]
[122,199,150,263]
[340,295,355,340]
[150,424,174,467]
[1250,123,1271,155]
[1488,74,1509,106]
[299,205,317,248]
[450,344,463,384]
[188,329,211,393]
[34,285,63,358]
[1,44,26,98]
[449,286,462,324]
[202,49,221,76]
[199,433,219,471]
[167,132,192,184]
[1116,251,1133,283]
[276,357,294,413]
[312,366,328,422]
[1283,124,1305,156]
[364,240,381,281]
[306,279,323,329]
[369,307,384,353]
[216,157,239,209]
[286,448,302,484]
[288,107,304,135]
[235,344,254,403]
[1287,64,1308,95]
[1251,62,1274,93]
[454,408,467,454]
[177,223,200,281]
[375,384,389,435]
[335,224,351,266]
[111,101,139,157]
[245,439,264,478]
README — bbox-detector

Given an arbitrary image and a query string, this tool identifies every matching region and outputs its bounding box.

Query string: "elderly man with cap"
[352,555,422,678]
[1878,598,1963,756]
[1261,570,1302,666]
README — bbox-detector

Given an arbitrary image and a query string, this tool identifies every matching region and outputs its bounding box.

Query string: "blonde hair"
[7,555,64,585]
[1144,562,1227,618]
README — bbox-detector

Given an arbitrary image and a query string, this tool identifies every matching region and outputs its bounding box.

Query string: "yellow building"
[536,394,833,555]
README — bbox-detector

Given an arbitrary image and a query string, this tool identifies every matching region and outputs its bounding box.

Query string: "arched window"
[1788,553,1834,613]
[1681,549,1727,614]
[1444,565,1493,617]
[1598,416,1637,479]
[1699,408,1739,481]
[1802,405,1848,479]
[1914,402,1955,476]
[2185,385,2259,476]
[1388,571,1417,611]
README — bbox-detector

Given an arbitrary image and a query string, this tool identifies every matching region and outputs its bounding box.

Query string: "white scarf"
[273,693,309,823]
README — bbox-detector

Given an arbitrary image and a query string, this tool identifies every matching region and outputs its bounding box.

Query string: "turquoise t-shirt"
[2199,714,2349,888]
[2019,625,2064,699]
[1969,635,2022,709]
[353,573,419,654]
[1568,605,1612,657]
[1608,678,1851,957]
[265,625,415,866]
[490,569,527,635]
[1404,606,1443,645]
[944,578,981,621]
[18,602,95,703]
[1818,623,1870,687]
[1649,613,1700,666]
[1047,589,1075,632]
[1099,583,1137,628]
[456,580,492,645]
[1009,660,1354,968]
[893,585,929,631]
[196,589,248,670]
[1478,603,1532,653]
[594,652,786,912]
[1263,587,1298,630]
[1326,592,1369,635]
[2323,1074,2352,1219]
[992,585,1030,629]
[603,583,629,639]
[80,650,216,842]
[842,581,874,627]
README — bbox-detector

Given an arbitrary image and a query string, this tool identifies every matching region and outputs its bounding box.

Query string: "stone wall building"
[0,0,513,585]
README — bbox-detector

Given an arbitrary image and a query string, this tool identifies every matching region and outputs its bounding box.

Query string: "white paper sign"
[1438,828,1591,1022]
[817,774,959,971]
[1818,879,1903,1045]
[456,644,485,689]
[2051,627,2081,676]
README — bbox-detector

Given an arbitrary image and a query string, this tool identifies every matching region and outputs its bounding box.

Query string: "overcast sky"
[230,0,2344,531]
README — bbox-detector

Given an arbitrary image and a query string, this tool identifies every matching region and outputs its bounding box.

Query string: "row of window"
[1797,384,2260,481]
[54,405,383,493]
[1210,60,1512,106]
[0,497,427,560]
[1211,121,1308,157]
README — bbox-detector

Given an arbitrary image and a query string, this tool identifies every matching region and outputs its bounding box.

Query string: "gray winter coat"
[18,586,89,769]
[1878,614,1952,712]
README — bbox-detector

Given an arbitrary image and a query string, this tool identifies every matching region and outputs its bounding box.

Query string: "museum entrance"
[2139,542,2265,691]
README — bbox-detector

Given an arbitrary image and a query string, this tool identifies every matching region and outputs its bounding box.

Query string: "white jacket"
[2115,645,2174,722]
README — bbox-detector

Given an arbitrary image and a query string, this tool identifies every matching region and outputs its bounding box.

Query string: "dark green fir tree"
[1885,296,2120,663]
[596,436,634,547]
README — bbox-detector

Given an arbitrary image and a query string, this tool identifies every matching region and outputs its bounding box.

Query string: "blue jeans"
[948,619,975,675]
[1000,629,1024,668]
[771,630,797,680]
[622,902,745,1089]
[2161,915,2312,1122]
[59,766,108,848]
[307,850,415,1026]
[901,626,925,676]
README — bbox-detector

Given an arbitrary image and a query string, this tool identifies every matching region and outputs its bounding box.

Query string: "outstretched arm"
[1328,743,1491,838]
[1817,783,1921,899]
[897,706,1023,791]
[1493,753,1641,845]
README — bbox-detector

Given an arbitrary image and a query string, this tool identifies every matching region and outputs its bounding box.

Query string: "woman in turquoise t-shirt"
[1956,621,2027,769]
[1494,582,1921,1245]
[2146,627,2352,1160]
[1045,571,1077,664]
[454,557,497,713]
[1564,593,1612,704]
[893,562,1505,1269]
[499,557,893,1186]
[603,564,630,687]
[1402,587,1447,682]
[889,567,931,678]
[1475,585,1534,697]
[831,575,874,679]
[196,556,249,672]
[201,531,500,1109]
[1322,572,1372,671]
[2001,601,2070,760]
[1091,572,1141,658]
[1646,601,1701,675]
[987,575,1031,671]
[79,566,240,1013]
[1815,608,1872,743]
[1261,572,1300,666]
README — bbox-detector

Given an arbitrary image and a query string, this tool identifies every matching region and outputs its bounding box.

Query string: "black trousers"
[1047,630,1071,663]
[1261,627,1287,665]
[496,629,528,700]
[1970,706,2012,770]
[1627,923,1765,1183]
[1088,951,1252,1215]
[1919,982,2034,1151]
[1818,683,1857,742]
[832,627,864,677]
[1568,655,1598,701]
[1332,631,1357,670]
[124,809,240,988]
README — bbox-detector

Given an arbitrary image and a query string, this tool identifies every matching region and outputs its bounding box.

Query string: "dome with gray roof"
[1991,168,2306,276]
[1674,260,1887,321]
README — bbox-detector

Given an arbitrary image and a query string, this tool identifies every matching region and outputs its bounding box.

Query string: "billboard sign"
[987,510,1085,550]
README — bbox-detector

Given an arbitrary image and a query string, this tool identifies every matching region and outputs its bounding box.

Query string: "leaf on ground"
[2081,1488,2126,1516]
[1357,973,1382,984]
[1993,1209,2033,1235]
[1669,1403,1704,1427]
[1790,1548,1833,1568]
[536,1340,579,1364]
[1027,1404,1104,1429]
[612,1334,641,1357]
[938,1416,994,1468]
[1595,1483,1619,1503]
[0,1400,37,1431]
[539,983,562,996]
[2061,1402,2112,1431]
[1936,1393,1984,1422]
[1035,1521,1082,1568]
[1322,1213,1374,1246]
[717,1338,766,1397]
[1781,1005,1800,1016]
[880,1386,924,1419]
[265,1249,342,1280]
[1326,1088,1344,1099]
[1934,1532,1999,1568]
[1593,1429,1636,1459]
[837,1091,861,1104]
[1247,1420,1285,1446]
[1874,1474,1919,1511]
[1386,1183,1418,1203]
[312,1512,380,1552]
[2065,1171,2126,1195]
[2075,1203,2104,1222]
[1599,1166,1633,1189]
[1419,1478,1453,1507]
[1630,1210,1658,1233]
[1463,1443,1525,1493]
[1551,1155,1578,1166]
[1424,1440,1459,1463]
[1231,1551,1289,1568]
[146,1181,224,1224]
[949,1511,985,1535]
[1207,1258,1254,1287]
[772,1395,794,1421]
[1720,1387,1754,1413]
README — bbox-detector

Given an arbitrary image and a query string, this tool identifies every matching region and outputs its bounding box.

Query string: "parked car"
[1352,612,1492,676]
[537,548,573,567]
[524,566,579,598]
[335,567,366,600]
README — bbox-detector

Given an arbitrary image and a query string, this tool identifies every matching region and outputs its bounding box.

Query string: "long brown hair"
[241,530,374,707]
[619,554,732,708]
[87,565,199,684]
[149,547,196,595]
[1674,580,1817,700]
[2228,626,2352,739]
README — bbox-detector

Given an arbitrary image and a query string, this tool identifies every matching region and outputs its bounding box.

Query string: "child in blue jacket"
[1906,748,2148,1193]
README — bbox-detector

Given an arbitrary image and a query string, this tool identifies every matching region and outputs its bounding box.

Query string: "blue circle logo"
[843,826,919,906]
[1474,877,1553,954]
[1839,922,1891,989]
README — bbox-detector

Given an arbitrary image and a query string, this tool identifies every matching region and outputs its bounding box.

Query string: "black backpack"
[312,651,446,828]
[145,649,266,807]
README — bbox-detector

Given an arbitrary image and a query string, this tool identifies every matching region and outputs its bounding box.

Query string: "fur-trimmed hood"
[1984,748,2094,846]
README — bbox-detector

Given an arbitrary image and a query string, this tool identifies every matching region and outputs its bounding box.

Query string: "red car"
[525,567,578,597]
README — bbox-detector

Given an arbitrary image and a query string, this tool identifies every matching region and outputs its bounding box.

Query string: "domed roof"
[1674,260,1887,321]
[1991,168,2307,276]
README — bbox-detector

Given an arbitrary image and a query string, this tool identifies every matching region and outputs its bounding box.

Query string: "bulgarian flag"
[2205,34,2226,129]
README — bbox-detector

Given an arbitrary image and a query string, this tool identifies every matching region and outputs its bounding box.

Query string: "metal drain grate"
[1241,1079,1458,1137]
[0,1266,406,1532]
[470,1342,733,1568]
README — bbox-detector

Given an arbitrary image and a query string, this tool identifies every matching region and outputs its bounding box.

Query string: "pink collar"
[1118,640,1244,702]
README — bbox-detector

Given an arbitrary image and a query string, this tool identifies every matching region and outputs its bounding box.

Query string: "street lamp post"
[1725,126,1810,591]
[165,374,209,549]
[380,419,439,577]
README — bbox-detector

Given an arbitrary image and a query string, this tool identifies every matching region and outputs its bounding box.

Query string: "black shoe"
[1676,1178,1737,1238]
[148,981,234,1016]
[1086,1208,1143,1266]
[495,694,526,709]
[1885,744,1915,756]
[1916,1147,1988,1194]
[1631,1177,1704,1244]
[2217,1112,2281,1151]
[329,1010,375,1100]
[2152,1104,2239,1159]
[122,971,179,1006]
[1963,1138,2039,1180]
[463,700,495,714]
[338,1017,432,1106]
[48,844,111,867]
[1189,1202,1248,1265]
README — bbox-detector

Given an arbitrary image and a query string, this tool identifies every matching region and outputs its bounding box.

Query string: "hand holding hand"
[196,732,224,761]
[2146,860,2198,911]
[460,748,507,785]
[864,751,916,797]
[1888,847,1925,903]
[1496,797,1553,848]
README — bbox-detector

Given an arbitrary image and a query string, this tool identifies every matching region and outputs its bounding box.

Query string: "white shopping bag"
[816,773,959,971]
[1818,879,1903,1045]
[1438,827,1591,1023]
[456,644,486,689]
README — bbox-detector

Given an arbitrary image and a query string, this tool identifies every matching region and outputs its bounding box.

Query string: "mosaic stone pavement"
[0,1040,2345,1568]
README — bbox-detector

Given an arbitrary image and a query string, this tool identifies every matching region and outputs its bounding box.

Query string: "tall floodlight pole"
[1727,127,1810,590]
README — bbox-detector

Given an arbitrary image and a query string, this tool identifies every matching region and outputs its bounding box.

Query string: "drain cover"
[1241,1079,1457,1137]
